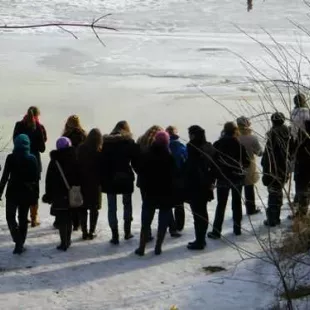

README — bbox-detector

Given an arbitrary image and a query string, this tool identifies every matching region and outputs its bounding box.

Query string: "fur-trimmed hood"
[103,132,133,143]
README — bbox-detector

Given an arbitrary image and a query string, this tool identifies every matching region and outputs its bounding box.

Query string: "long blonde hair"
[63,115,86,136]
[111,120,132,137]
[137,125,163,152]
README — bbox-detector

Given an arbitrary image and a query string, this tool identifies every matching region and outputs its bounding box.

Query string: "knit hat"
[13,134,30,152]
[236,116,251,128]
[271,112,285,126]
[154,131,170,147]
[56,137,72,150]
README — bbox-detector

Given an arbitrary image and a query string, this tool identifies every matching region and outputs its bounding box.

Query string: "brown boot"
[30,205,40,227]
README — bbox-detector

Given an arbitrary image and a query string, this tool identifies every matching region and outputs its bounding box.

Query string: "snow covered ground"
[0,0,309,309]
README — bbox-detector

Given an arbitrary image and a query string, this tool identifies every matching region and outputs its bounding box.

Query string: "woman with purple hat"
[135,131,180,256]
[43,136,81,251]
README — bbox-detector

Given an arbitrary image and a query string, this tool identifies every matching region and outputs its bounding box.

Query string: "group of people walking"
[1,93,310,256]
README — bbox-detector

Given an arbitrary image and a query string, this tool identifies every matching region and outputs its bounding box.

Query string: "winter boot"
[154,229,167,255]
[110,228,119,245]
[89,210,99,240]
[207,231,221,240]
[188,224,206,250]
[233,223,241,236]
[135,230,147,256]
[30,205,40,227]
[124,221,134,240]
[80,209,88,240]
[58,224,70,251]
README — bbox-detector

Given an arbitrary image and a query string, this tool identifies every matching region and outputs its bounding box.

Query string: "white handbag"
[56,160,83,208]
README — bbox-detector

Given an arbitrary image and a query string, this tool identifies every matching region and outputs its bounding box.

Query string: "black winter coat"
[13,121,46,173]
[294,132,310,184]
[213,136,250,186]
[63,129,86,148]
[138,144,178,209]
[77,144,102,209]
[0,152,39,205]
[185,141,216,203]
[44,147,80,215]
[261,125,294,186]
[99,133,138,194]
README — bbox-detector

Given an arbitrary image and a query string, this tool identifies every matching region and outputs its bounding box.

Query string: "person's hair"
[63,115,85,135]
[188,125,206,146]
[138,125,163,151]
[166,125,178,136]
[111,120,132,136]
[24,106,40,130]
[85,128,103,152]
[222,122,239,137]
[294,93,307,108]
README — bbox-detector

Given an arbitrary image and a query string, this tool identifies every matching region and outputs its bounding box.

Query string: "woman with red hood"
[13,106,47,227]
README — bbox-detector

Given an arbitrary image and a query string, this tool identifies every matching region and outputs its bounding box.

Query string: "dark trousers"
[56,211,72,247]
[6,200,30,246]
[266,181,283,224]
[80,207,99,233]
[71,209,80,229]
[212,185,242,234]
[107,194,132,230]
[190,200,208,244]
[244,185,256,214]
[172,204,185,231]
[294,178,310,216]
[141,205,171,241]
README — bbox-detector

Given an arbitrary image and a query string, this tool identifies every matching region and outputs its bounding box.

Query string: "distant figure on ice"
[62,115,87,231]
[78,128,103,240]
[208,122,250,239]
[13,106,46,227]
[261,112,293,227]
[291,93,310,141]
[184,125,215,250]
[237,116,262,215]
[166,125,187,233]
[135,131,180,256]
[99,121,138,245]
[0,134,39,254]
[294,120,310,217]
[43,137,81,251]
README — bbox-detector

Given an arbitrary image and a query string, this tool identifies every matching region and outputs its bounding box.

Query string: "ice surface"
[0,0,308,309]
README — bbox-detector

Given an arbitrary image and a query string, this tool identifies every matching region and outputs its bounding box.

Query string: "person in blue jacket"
[166,126,188,231]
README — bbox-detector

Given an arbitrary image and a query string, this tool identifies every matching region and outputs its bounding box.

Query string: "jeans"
[6,200,30,246]
[244,185,256,214]
[141,204,171,237]
[267,181,283,224]
[212,185,242,234]
[107,194,132,229]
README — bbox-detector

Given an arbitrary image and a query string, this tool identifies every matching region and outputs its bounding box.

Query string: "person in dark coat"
[135,131,179,256]
[294,120,310,217]
[13,106,46,227]
[166,125,187,233]
[261,112,294,226]
[0,134,39,254]
[137,125,181,240]
[99,121,138,244]
[42,137,80,251]
[185,125,216,250]
[62,115,87,231]
[208,122,250,239]
[77,128,103,240]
